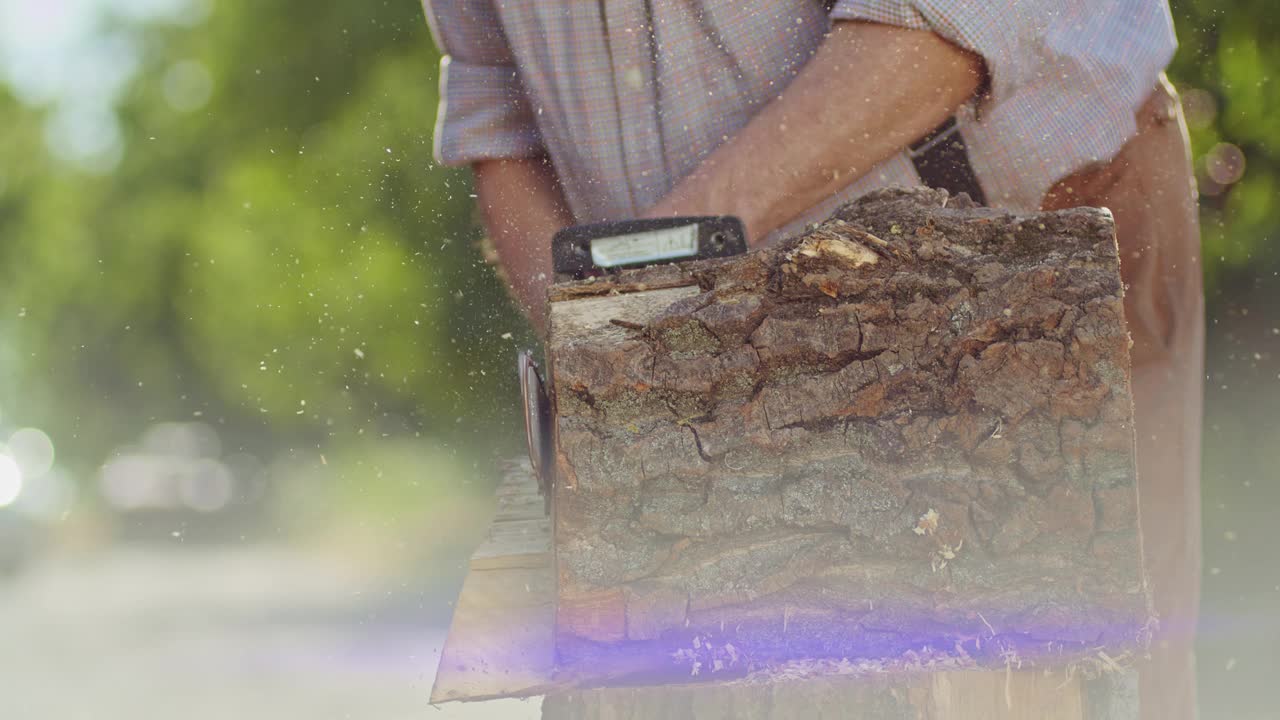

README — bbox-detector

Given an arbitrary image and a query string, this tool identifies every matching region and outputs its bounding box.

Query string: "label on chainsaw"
[589,223,699,268]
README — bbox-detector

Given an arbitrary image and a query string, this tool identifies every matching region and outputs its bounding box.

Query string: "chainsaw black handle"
[551,216,747,282]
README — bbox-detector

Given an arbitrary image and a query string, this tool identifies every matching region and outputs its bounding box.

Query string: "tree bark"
[545,187,1149,682]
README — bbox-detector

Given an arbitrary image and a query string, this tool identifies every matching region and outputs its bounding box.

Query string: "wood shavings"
[786,229,881,269]
[977,611,996,637]
[1096,649,1125,674]
[1005,659,1014,709]
[913,508,939,536]
[932,539,964,572]
[671,634,746,677]
[735,647,977,686]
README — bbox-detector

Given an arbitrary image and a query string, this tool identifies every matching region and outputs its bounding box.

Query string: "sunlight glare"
[0,454,23,507]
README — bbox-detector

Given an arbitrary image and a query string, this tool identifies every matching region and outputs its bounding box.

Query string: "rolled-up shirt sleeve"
[828,0,1177,208]
[423,0,544,166]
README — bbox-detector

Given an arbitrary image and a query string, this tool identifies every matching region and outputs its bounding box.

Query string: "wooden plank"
[468,542,550,571]
[469,460,550,571]
[431,462,557,702]
[430,563,557,703]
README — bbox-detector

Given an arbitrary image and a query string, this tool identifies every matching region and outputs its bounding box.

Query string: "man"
[421,2,1203,717]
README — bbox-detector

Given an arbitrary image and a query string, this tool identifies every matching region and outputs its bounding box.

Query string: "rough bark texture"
[546,187,1149,681]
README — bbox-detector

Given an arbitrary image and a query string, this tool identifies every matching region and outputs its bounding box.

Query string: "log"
[428,460,1140,718]
[545,187,1150,682]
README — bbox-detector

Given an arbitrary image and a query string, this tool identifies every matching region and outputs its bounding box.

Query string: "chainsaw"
[518,215,747,513]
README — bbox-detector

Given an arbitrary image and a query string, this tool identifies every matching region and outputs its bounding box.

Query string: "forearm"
[647,21,984,242]
[473,157,573,335]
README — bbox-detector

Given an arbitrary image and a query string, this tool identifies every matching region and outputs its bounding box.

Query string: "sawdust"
[913,508,939,536]
[732,648,977,686]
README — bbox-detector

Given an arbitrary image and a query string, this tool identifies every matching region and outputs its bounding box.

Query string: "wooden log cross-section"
[546,187,1152,684]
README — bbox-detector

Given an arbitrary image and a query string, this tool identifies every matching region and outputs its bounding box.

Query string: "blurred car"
[97,423,269,541]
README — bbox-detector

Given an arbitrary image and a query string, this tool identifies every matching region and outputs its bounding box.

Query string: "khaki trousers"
[1043,74,1205,720]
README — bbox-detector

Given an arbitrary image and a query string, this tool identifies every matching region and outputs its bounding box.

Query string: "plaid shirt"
[422,0,1176,231]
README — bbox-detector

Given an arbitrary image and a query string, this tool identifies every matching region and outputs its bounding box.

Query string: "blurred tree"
[0,0,1276,486]
[1169,0,1280,283]
[0,0,533,482]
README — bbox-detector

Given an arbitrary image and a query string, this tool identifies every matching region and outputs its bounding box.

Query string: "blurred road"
[0,545,540,720]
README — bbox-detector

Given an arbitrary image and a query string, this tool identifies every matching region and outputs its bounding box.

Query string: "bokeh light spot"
[162,60,213,113]
[1181,87,1218,130]
[1205,142,1246,186]
[9,427,55,479]
[0,454,23,508]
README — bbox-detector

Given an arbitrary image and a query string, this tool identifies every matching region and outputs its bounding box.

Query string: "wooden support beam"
[430,463,556,703]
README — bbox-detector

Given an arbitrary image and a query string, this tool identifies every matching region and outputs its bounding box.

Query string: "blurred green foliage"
[0,0,1276,489]
[0,0,535,484]
[1169,0,1279,278]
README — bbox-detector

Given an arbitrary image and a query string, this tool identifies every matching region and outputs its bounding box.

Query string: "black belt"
[907,116,987,205]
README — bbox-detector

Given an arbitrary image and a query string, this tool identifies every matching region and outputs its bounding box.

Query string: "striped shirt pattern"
[423,0,1176,234]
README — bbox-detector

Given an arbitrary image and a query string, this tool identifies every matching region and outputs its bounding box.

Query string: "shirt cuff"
[433,56,545,166]
[829,0,931,33]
